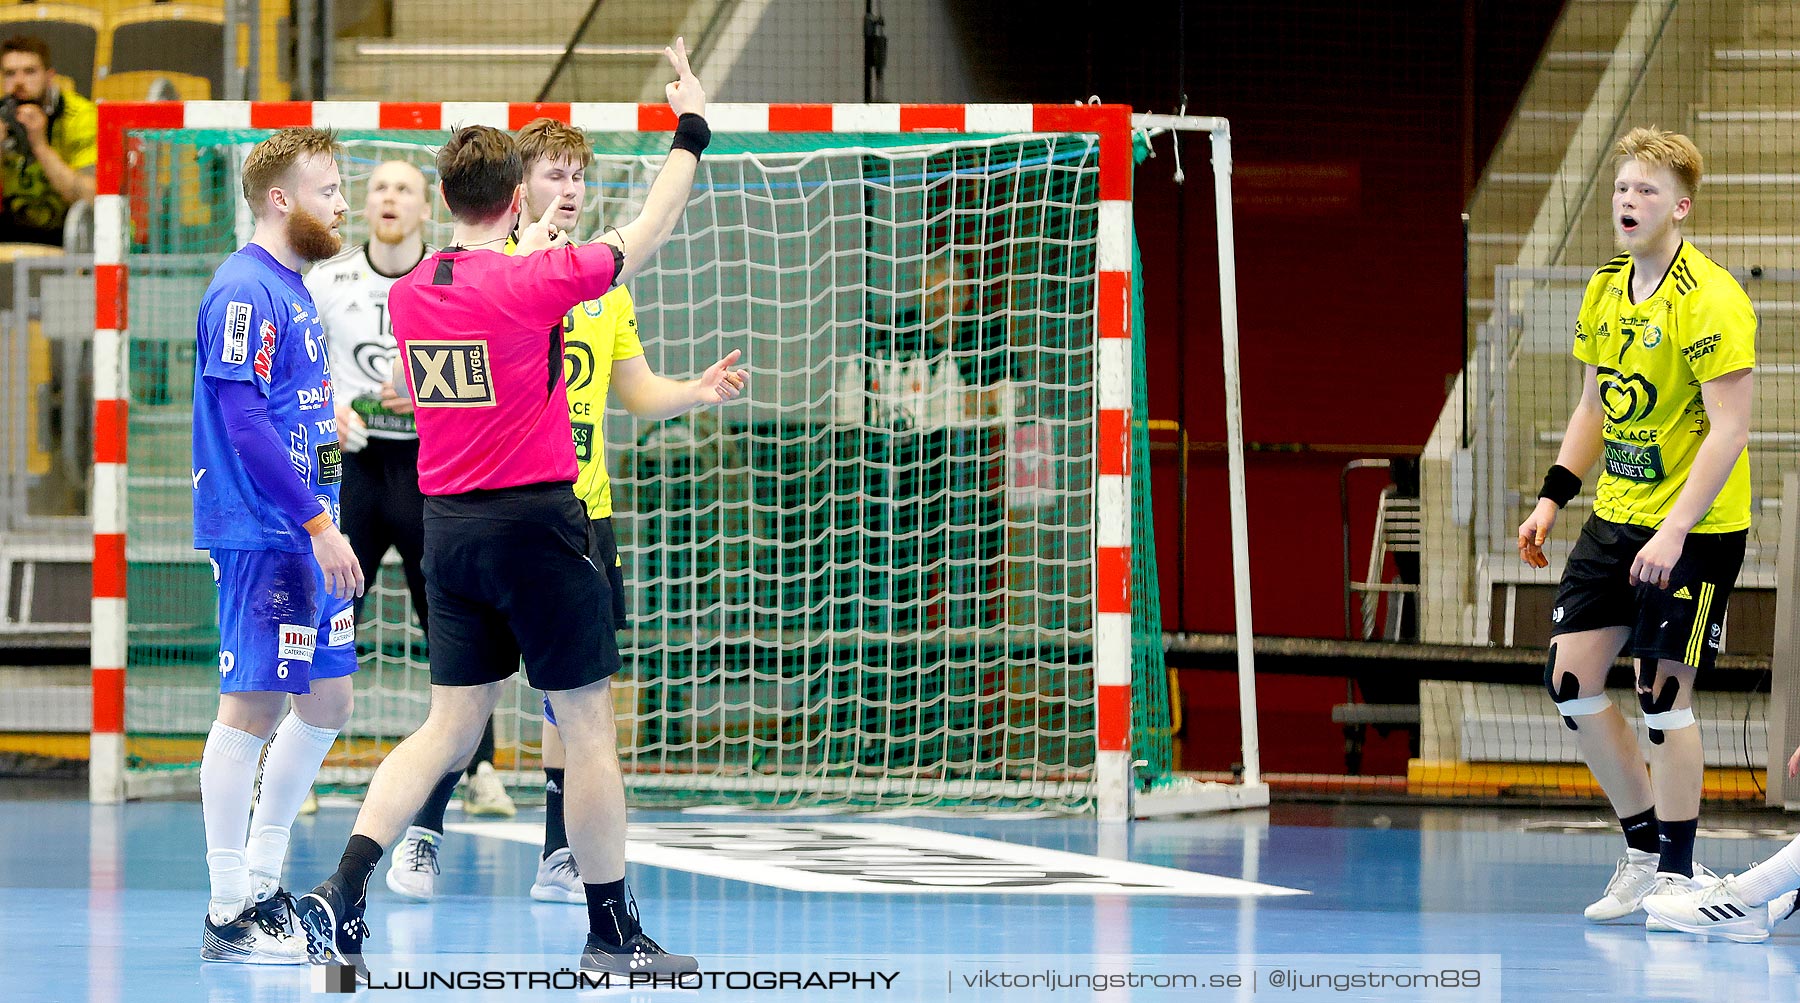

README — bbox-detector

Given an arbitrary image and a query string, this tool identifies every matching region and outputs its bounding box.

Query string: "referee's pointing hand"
[514,197,568,255]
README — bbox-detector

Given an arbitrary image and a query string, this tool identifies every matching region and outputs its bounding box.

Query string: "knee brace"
[1637,667,1695,745]
[1545,647,1610,730]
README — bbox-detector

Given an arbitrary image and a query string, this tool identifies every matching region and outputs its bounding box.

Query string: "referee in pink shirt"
[298,39,716,981]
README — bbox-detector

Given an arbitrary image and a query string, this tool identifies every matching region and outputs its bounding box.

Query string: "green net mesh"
[116,125,1166,811]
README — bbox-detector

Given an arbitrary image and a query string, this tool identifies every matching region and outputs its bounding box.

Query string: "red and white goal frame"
[88,101,1263,821]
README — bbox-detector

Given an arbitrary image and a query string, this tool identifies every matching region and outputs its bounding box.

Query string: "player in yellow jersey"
[1518,127,1756,926]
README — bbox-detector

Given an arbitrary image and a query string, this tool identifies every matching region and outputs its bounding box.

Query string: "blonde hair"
[515,118,593,172]
[242,127,340,215]
[1614,126,1703,195]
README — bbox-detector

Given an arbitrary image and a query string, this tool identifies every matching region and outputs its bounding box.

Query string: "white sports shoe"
[385,826,442,901]
[530,847,584,903]
[1643,866,1718,931]
[1585,848,1661,922]
[463,762,517,818]
[201,900,307,964]
[1644,876,1775,943]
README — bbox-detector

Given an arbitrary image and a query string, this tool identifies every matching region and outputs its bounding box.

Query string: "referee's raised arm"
[599,36,710,286]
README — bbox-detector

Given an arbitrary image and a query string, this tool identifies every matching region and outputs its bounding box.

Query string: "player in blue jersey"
[191,127,363,965]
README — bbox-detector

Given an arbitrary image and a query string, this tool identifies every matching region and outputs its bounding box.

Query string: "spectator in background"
[0,36,96,246]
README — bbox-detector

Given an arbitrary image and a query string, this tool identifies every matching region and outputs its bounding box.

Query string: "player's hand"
[1516,497,1558,569]
[311,524,364,599]
[13,103,48,146]
[335,404,369,453]
[1788,744,1800,779]
[378,379,414,416]
[514,196,569,255]
[665,37,706,119]
[1629,527,1685,590]
[693,349,747,404]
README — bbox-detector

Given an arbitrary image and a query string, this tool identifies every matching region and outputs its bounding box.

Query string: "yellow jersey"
[1572,241,1755,532]
[561,286,644,519]
[0,83,97,243]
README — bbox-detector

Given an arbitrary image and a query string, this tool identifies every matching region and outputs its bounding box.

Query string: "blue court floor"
[6,786,1800,1002]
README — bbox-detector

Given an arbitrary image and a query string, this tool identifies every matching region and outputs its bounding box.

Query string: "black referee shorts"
[1549,515,1745,670]
[422,483,623,691]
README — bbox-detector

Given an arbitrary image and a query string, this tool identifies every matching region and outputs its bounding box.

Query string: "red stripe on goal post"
[1098,411,1129,478]
[900,104,964,132]
[94,401,128,465]
[1097,269,1130,342]
[250,103,315,129]
[95,103,186,196]
[94,264,125,331]
[92,668,126,734]
[93,534,126,600]
[769,104,832,132]
[1096,684,1131,753]
[379,104,442,130]
[638,104,677,131]
[1030,104,1132,201]
[510,103,571,129]
[1095,545,1130,615]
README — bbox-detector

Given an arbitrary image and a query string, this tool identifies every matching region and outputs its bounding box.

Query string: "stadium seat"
[96,2,222,99]
[0,3,102,95]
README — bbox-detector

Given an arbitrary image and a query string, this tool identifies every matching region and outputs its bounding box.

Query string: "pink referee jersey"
[389,242,621,496]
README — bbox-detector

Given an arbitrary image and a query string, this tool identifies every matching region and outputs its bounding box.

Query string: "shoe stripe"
[1725,904,1745,919]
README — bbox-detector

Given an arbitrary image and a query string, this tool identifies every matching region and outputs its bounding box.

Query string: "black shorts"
[422,483,623,691]
[1550,515,1745,670]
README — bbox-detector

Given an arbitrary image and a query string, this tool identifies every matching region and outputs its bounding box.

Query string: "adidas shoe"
[1585,848,1661,922]
[201,901,306,965]
[463,762,517,818]
[1643,867,1718,931]
[530,847,584,904]
[1770,889,1799,929]
[579,893,698,977]
[297,875,371,984]
[1643,876,1774,943]
[385,826,442,901]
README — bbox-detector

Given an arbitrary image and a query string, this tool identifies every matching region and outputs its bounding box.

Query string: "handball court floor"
[6,782,1800,1002]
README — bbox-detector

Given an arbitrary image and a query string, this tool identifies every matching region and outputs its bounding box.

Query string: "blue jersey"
[192,244,341,552]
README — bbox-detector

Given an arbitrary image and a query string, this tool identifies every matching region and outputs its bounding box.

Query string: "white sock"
[201,720,266,917]
[245,713,338,888]
[1735,836,1800,907]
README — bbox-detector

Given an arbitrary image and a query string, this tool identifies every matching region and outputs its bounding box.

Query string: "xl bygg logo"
[409,341,496,407]
[1597,367,1657,423]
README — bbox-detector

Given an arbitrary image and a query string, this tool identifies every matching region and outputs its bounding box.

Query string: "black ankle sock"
[585,878,630,944]
[1620,807,1660,855]
[335,834,384,909]
[1657,817,1699,876]
[412,772,460,834]
[542,768,568,859]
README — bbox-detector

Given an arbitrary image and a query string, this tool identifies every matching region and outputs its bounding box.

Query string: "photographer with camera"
[0,36,95,246]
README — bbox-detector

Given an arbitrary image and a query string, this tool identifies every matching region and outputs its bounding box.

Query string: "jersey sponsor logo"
[334,270,359,283]
[354,343,395,384]
[1642,325,1663,349]
[315,493,340,527]
[1552,606,1564,623]
[1683,334,1722,363]
[315,440,343,484]
[1603,439,1665,483]
[289,428,311,481]
[1597,368,1657,423]
[277,624,317,662]
[563,341,596,393]
[314,418,337,435]
[253,319,278,381]
[218,650,235,676]
[223,301,254,364]
[193,468,206,489]
[409,340,497,407]
[328,608,355,647]
[571,420,595,463]
[296,386,329,410]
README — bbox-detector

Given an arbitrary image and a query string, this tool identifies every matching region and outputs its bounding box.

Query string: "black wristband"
[671,113,711,157]
[1538,464,1582,508]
